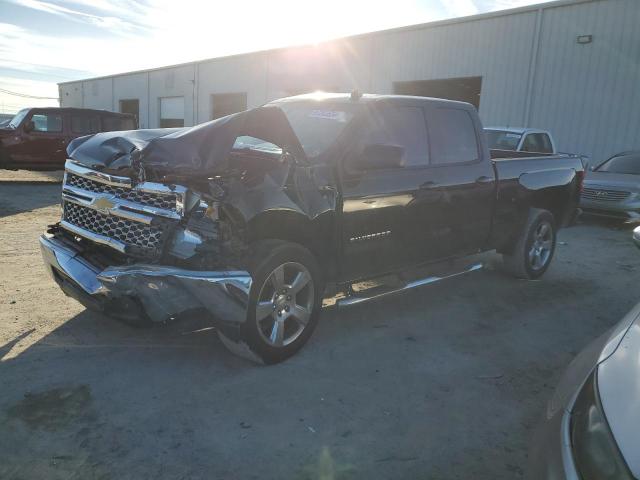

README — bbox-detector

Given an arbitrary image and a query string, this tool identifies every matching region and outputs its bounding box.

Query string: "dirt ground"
[1,176,640,480]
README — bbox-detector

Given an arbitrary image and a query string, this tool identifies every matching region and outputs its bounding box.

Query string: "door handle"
[475,175,493,184]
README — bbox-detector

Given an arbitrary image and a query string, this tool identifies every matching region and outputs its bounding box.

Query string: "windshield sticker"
[308,110,349,122]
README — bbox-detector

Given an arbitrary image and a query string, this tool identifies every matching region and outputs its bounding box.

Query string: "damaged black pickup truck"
[40,93,585,363]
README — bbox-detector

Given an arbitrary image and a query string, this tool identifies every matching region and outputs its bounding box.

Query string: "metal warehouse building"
[59,0,640,162]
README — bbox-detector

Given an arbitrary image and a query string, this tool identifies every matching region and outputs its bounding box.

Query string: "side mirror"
[633,226,640,250]
[351,144,405,171]
[23,120,34,133]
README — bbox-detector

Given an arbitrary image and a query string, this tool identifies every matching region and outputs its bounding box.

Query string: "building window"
[211,93,247,120]
[159,96,184,128]
[119,99,139,124]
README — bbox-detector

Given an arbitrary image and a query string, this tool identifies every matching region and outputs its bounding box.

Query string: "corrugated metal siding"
[529,0,640,161]
[367,10,537,125]
[81,78,112,111]
[148,65,196,127]
[59,83,83,108]
[197,53,268,123]
[58,0,639,159]
[113,73,149,127]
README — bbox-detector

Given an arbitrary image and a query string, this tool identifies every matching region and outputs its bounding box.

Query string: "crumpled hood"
[66,128,177,171]
[67,106,305,176]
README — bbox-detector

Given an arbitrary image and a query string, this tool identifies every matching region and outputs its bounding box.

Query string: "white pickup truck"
[485,127,556,155]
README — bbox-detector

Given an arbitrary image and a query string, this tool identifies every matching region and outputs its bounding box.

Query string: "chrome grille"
[581,187,631,202]
[63,202,164,250]
[66,173,177,211]
[59,160,190,255]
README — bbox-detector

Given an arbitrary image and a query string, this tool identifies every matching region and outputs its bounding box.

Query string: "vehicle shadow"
[0,183,61,218]
[577,213,638,231]
[1,257,637,479]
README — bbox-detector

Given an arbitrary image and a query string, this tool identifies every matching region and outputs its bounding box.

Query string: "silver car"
[580,151,640,221]
[529,233,640,479]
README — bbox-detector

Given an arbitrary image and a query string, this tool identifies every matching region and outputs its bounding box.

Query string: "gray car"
[528,228,640,479]
[580,151,640,221]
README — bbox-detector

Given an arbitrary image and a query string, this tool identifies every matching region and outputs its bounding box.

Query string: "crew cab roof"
[18,107,133,117]
[269,92,474,109]
[485,126,549,135]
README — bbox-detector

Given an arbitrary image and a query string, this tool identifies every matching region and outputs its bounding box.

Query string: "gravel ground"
[1,180,639,480]
[0,169,63,183]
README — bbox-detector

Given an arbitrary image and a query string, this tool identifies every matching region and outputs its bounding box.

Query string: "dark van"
[0,107,137,170]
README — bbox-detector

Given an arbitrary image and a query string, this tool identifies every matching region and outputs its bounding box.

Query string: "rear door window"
[428,108,479,164]
[30,113,63,133]
[102,115,136,132]
[362,106,429,167]
[486,130,521,150]
[71,114,100,134]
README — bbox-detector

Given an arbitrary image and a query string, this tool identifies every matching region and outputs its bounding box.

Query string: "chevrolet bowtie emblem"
[92,196,115,213]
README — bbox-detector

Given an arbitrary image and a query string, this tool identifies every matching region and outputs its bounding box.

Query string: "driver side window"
[30,113,63,133]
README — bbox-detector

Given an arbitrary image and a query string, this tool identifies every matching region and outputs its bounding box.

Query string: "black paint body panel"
[63,94,584,284]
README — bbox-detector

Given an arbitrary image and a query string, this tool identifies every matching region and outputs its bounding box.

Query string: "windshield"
[486,130,522,150]
[8,108,29,129]
[277,103,356,158]
[596,153,640,175]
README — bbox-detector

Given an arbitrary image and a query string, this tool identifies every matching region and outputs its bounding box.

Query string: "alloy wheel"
[255,262,314,348]
[528,221,553,270]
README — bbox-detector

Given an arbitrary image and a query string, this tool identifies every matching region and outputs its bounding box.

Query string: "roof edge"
[58,0,596,86]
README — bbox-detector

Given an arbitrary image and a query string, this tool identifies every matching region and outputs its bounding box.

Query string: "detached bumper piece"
[40,233,252,326]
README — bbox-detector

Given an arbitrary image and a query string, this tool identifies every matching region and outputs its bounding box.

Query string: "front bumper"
[579,196,640,221]
[40,233,252,327]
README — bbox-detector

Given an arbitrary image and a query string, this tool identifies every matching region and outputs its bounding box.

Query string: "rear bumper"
[40,233,252,327]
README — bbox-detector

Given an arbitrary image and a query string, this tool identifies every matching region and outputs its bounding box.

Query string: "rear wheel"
[218,240,323,364]
[503,208,556,279]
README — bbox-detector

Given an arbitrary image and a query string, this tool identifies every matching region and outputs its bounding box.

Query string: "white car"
[485,127,556,154]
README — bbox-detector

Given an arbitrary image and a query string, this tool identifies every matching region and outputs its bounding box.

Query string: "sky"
[0,0,548,114]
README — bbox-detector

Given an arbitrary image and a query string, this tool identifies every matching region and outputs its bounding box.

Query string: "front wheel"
[218,240,323,364]
[503,208,556,279]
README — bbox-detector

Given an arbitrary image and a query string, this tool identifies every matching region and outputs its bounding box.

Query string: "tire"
[219,240,323,364]
[503,208,556,280]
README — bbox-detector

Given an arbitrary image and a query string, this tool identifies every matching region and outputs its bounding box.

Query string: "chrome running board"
[336,262,483,308]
